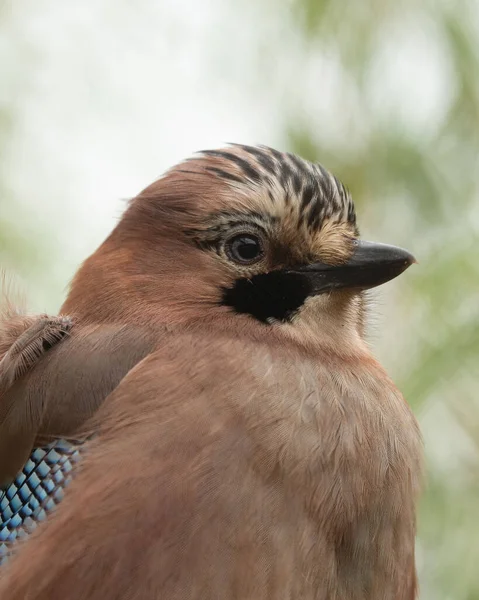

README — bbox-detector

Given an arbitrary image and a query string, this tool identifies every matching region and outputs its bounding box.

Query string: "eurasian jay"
[0,145,422,599]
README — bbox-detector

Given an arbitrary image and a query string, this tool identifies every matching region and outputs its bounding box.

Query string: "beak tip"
[405,252,418,267]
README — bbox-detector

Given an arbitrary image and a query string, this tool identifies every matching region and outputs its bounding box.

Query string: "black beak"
[287,240,416,295]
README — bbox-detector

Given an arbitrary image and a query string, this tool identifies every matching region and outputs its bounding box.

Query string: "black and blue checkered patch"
[0,440,82,564]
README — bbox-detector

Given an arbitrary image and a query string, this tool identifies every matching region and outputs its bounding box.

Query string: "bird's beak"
[288,240,416,294]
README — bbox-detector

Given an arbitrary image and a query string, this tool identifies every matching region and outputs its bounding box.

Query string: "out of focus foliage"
[0,5,56,301]
[281,1,479,597]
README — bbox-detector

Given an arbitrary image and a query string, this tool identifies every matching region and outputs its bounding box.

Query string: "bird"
[0,144,422,600]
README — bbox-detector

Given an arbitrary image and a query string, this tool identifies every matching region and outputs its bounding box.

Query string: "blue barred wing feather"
[0,440,83,564]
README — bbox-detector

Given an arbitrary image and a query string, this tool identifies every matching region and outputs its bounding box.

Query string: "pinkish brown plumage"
[0,306,73,488]
[0,145,422,599]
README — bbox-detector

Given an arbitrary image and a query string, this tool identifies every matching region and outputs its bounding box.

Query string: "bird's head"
[63,145,415,350]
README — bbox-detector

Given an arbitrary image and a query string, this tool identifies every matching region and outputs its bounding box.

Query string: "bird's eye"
[224,234,264,265]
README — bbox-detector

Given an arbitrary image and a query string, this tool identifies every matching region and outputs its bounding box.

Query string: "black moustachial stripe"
[222,270,313,323]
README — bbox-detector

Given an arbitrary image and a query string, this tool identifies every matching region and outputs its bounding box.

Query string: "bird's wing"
[0,321,163,566]
[0,315,73,487]
[0,321,159,486]
[0,314,72,393]
[0,332,286,600]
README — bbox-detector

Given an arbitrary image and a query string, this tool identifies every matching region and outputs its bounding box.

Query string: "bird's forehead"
[177,145,357,231]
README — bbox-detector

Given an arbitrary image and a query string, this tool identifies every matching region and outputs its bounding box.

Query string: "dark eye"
[225,234,264,265]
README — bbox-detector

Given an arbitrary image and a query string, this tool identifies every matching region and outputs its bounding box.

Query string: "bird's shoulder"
[94,329,276,432]
[0,313,73,487]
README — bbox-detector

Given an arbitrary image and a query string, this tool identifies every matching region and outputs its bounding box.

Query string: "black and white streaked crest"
[197,144,357,232]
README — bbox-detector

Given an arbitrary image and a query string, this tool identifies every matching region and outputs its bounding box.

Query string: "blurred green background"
[1,1,478,597]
